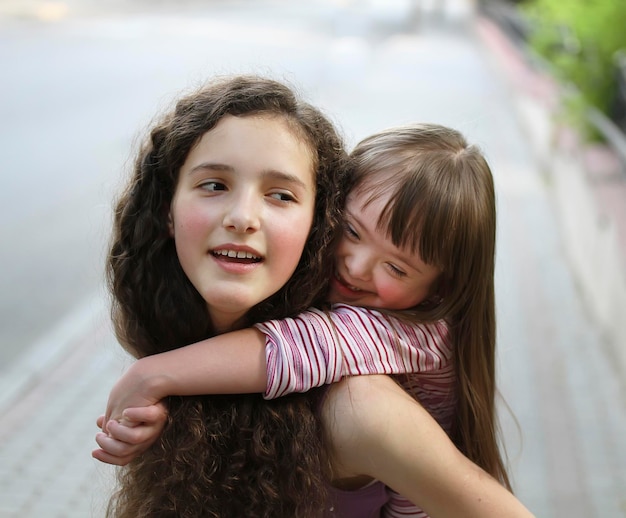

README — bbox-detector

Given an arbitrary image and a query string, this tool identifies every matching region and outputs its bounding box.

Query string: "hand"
[101,358,167,430]
[92,403,168,465]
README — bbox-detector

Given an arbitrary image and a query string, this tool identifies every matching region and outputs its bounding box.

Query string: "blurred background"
[0,0,625,516]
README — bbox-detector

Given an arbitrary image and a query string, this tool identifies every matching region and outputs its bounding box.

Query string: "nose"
[222,191,260,234]
[343,246,372,282]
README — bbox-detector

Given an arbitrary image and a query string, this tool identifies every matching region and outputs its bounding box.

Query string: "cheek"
[335,236,349,254]
[171,201,212,238]
[334,236,353,264]
[175,213,203,236]
[376,280,426,309]
[170,204,215,267]
[273,211,314,272]
[377,282,406,306]
[280,233,307,268]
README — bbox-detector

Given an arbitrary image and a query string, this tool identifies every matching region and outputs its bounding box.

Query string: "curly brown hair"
[106,75,350,517]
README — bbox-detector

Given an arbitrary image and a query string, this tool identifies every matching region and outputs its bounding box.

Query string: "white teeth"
[336,272,361,291]
[215,249,260,260]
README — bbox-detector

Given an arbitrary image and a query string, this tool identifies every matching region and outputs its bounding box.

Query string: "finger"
[96,415,105,428]
[106,420,159,445]
[92,447,134,466]
[102,413,112,434]
[94,431,143,457]
[123,405,168,424]
[105,421,143,445]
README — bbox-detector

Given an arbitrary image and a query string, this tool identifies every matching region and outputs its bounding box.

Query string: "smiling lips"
[335,272,363,293]
[212,248,263,264]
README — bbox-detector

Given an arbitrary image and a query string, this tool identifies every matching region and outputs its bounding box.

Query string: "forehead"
[347,174,396,210]
[205,114,307,149]
[186,114,316,181]
[346,191,391,232]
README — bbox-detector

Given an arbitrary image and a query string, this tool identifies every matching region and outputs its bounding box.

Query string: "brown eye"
[269,192,295,202]
[200,181,226,192]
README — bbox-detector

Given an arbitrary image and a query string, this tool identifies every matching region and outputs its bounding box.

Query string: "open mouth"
[212,249,263,264]
[335,271,362,292]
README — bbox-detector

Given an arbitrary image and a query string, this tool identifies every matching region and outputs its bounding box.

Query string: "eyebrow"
[188,162,309,189]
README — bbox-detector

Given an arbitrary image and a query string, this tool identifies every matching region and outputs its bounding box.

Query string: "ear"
[166,208,175,237]
[429,275,446,300]
[420,275,445,308]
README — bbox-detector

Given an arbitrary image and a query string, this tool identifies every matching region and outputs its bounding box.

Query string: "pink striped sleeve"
[255,305,452,399]
[256,308,344,399]
[330,305,452,377]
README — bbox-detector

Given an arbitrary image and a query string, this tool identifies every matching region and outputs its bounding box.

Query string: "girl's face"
[169,114,316,332]
[329,187,441,310]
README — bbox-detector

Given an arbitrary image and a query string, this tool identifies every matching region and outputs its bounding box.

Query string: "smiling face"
[328,188,441,310]
[168,114,316,332]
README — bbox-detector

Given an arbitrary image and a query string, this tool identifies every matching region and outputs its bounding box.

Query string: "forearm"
[382,440,533,518]
[323,375,534,518]
[361,395,532,517]
[108,328,268,421]
[99,331,268,461]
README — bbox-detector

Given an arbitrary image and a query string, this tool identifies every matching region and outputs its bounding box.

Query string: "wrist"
[130,356,172,402]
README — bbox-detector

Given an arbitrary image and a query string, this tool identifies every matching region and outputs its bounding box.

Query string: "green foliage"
[521,0,626,137]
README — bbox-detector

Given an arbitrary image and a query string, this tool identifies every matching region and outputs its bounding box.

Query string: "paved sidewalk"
[0,302,124,517]
[477,15,626,515]
[476,11,626,383]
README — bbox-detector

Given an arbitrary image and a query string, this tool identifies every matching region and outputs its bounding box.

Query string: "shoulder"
[321,375,410,443]
[320,375,423,478]
[331,304,450,340]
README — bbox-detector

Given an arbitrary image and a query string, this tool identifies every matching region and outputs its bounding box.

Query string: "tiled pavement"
[0,303,123,517]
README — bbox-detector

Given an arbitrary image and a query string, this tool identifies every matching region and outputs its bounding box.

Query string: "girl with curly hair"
[99,74,350,517]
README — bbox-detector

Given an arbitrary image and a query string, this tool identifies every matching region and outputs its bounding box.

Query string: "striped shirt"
[254,303,457,518]
[256,303,456,431]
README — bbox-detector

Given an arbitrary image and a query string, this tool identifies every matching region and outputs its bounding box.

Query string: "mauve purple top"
[324,480,390,518]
